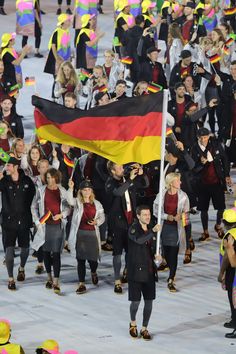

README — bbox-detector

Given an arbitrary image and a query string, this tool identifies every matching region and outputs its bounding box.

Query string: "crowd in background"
[0,0,236,347]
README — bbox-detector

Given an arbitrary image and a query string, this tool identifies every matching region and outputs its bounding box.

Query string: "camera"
[148,27,156,34]
[227,184,234,195]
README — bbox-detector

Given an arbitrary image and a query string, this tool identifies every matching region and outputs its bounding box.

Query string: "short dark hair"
[135,14,144,25]
[231,60,236,66]
[136,205,150,215]
[45,168,62,184]
[175,82,185,90]
[116,79,126,87]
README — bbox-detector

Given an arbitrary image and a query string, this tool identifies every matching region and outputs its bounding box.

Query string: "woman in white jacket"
[31,168,71,294]
[67,179,105,295]
[153,172,190,293]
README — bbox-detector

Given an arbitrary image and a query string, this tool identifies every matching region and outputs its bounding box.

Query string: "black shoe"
[198,232,210,242]
[45,280,53,289]
[168,280,177,292]
[101,242,113,251]
[24,55,28,59]
[53,284,61,294]
[35,265,44,275]
[91,272,98,285]
[97,6,104,14]
[56,8,62,15]
[114,283,122,294]
[224,320,236,329]
[0,7,7,15]
[183,251,192,264]
[214,224,225,239]
[8,280,16,291]
[129,323,138,338]
[34,53,44,58]
[66,8,72,14]
[140,329,152,340]
[76,284,87,294]
[157,263,169,272]
[40,10,46,15]
[17,268,25,281]
[225,329,236,338]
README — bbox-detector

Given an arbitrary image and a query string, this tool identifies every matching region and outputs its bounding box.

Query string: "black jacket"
[128,221,156,282]
[168,95,192,122]
[0,169,35,229]
[169,61,211,96]
[191,137,230,186]
[55,147,82,192]
[105,174,148,230]
[139,61,167,88]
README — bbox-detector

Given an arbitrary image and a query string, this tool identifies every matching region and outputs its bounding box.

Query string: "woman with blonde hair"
[10,137,25,161]
[67,179,105,294]
[133,80,148,96]
[153,172,190,292]
[54,60,80,105]
[168,23,185,72]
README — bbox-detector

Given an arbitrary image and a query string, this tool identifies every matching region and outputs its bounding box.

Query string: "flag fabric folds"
[39,210,52,224]
[32,93,164,165]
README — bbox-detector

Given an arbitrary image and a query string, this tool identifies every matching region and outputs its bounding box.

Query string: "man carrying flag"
[0,157,35,290]
[105,161,149,294]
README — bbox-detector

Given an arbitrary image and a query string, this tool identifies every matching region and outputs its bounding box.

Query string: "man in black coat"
[169,50,211,97]
[105,161,149,294]
[191,128,232,241]
[139,46,167,88]
[0,157,35,290]
[0,95,24,138]
[128,205,160,340]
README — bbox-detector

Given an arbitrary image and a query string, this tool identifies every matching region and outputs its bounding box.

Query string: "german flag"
[8,88,19,97]
[39,210,51,224]
[224,7,236,16]
[223,45,230,55]
[225,37,234,47]
[25,76,36,86]
[32,93,165,165]
[63,154,74,167]
[208,53,221,64]
[120,56,133,65]
[98,85,108,93]
[147,83,163,93]
[182,212,190,227]
[180,69,189,78]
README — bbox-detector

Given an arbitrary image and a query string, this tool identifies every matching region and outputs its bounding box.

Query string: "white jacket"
[153,189,190,245]
[66,188,105,256]
[31,185,71,250]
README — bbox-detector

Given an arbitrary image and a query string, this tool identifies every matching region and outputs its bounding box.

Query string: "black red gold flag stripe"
[32,93,164,164]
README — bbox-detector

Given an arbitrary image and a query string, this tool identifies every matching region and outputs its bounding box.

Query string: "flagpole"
[156,89,169,256]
